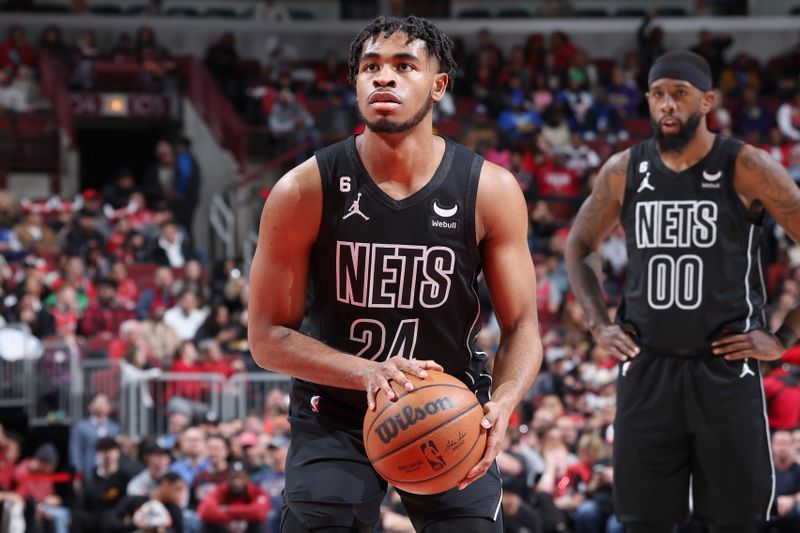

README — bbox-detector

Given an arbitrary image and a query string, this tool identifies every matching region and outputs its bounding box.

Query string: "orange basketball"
[362,371,487,495]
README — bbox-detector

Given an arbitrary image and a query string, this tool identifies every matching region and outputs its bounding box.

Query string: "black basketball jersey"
[292,135,489,425]
[617,135,767,356]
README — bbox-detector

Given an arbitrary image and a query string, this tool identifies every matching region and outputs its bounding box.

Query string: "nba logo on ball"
[363,372,487,495]
[420,440,446,471]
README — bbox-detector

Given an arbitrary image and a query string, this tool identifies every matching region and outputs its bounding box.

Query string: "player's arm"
[459,162,542,490]
[564,150,640,360]
[712,146,800,360]
[247,160,441,409]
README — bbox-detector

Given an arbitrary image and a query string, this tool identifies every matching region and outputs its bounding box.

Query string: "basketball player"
[248,16,542,533]
[565,50,800,533]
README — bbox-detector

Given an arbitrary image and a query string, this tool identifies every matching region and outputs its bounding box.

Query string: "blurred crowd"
[0,9,800,533]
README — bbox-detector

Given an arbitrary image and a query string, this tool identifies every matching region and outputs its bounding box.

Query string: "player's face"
[647,79,714,153]
[355,31,448,134]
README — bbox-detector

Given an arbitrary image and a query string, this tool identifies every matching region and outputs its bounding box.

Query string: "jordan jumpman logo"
[343,192,369,221]
[739,360,755,378]
[637,172,655,193]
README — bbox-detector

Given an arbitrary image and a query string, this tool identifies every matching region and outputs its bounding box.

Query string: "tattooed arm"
[735,145,800,244]
[565,150,640,361]
[712,145,800,361]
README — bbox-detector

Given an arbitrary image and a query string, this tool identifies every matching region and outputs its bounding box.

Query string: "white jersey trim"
[743,225,755,331]
[757,364,776,521]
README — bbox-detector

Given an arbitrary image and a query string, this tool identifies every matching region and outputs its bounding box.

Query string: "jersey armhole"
[726,139,762,225]
[465,153,484,261]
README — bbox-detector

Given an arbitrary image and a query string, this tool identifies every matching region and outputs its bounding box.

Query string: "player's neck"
[357,127,443,186]
[657,128,716,173]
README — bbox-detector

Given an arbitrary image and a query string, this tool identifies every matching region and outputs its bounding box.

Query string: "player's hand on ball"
[712,330,785,361]
[457,400,509,490]
[591,324,640,361]
[363,357,444,411]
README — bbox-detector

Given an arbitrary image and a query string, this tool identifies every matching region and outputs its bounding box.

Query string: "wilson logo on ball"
[374,396,456,444]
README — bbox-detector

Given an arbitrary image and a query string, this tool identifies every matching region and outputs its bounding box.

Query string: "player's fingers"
[609,339,634,361]
[724,350,755,361]
[713,341,752,355]
[417,360,444,373]
[480,402,499,430]
[374,375,398,402]
[384,365,414,392]
[712,334,749,346]
[615,334,640,357]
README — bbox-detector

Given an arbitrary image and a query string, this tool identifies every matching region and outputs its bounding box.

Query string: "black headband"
[648,61,712,92]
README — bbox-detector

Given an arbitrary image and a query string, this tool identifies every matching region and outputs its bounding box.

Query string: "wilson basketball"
[362,371,487,495]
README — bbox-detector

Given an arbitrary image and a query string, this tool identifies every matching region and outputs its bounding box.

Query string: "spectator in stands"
[14,443,70,533]
[72,30,100,89]
[152,221,192,268]
[268,88,320,164]
[164,290,208,341]
[107,472,185,533]
[136,26,171,79]
[0,66,26,113]
[718,52,762,98]
[199,339,244,377]
[690,29,733,82]
[197,461,270,533]
[72,437,132,533]
[14,210,60,255]
[169,427,209,486]
[159,410,191,452]
[136,265,175,320]
[168,341,206,403]
[63,208,105,259]
[174,137,201,237]
[144,140,177,208]
[69,393,121,479]
[572,436,623,533]
[46,284,80,337]
[0,26,35,70]
[708,89,733,135]
[763,362,800,430]
[557,70,594,130]
[583,88,625,145]
[80,277,136,337]
[762,126,792,167]
[314,50,349,98]
[778,91,800,142]
[759,429,800,532]
[141,302,182,365]
[605,66,640,120]
[498,46,533,91]
[195,302,243,350]
[109,33,136,63]
[102,168,138,210]
[736,84,773,139]
[38,25,68,55]
[257,432,287,530]
[109,260,139,311]
[173,259,208,303]
[497,88,542,142]
[205,33,243,111]
[563,132,601,178]
[10,64,47,112]
[636,13,666,77]
[11,292,55,337]
[540,105,573,152]
[549,31,577,75]
[190,434,230,508]
[128,444,171,497]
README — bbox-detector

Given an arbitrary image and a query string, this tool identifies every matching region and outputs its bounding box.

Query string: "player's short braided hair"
[347,16,457,91]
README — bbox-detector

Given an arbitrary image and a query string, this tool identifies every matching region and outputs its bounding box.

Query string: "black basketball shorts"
[613,349,774,525]
[282,406,502,532]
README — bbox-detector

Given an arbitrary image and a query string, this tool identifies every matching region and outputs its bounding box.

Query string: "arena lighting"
[102,93,128,116]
